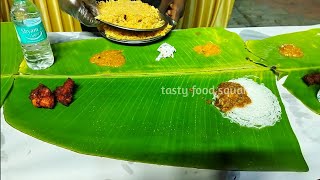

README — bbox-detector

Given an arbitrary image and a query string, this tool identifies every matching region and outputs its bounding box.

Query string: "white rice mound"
[156,43,176,61]
[217,78,282,129]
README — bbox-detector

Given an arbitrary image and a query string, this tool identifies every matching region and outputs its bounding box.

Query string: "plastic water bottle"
[10,0,54,70]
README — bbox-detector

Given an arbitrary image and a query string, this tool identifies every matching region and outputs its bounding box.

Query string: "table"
[1,25,320,180]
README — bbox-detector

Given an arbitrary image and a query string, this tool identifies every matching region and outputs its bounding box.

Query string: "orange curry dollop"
[279,44,304,58]
[193,42,221,57]
[90,50,126,67]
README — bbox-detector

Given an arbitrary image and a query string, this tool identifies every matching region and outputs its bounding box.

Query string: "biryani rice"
[96,0,165,29]
[101,24,172,40]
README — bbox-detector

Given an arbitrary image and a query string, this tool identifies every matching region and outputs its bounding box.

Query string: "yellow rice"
[96,0,165,29]
[101,24,173,40]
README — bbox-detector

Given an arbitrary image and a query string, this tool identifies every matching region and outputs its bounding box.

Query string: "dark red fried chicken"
[303,73,320,86]
[29,84,55,109]
[54,78,75,106]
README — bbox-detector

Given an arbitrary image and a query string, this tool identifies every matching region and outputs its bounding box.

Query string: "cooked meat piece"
[29,84,55,109]
[54,78,75,106]
[303,73,320,86]
[214,82,252,113]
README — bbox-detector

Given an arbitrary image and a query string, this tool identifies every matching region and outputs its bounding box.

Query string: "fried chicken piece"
[29,84,55,109]
[303,73,320,86]
[54,78,75,106]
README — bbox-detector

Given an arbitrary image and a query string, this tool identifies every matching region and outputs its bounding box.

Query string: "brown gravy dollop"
[90,50,126,67]
[214,82,252,113]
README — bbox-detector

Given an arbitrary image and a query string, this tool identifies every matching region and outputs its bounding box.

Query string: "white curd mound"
[156,43,176,61]
[218,78,282,129]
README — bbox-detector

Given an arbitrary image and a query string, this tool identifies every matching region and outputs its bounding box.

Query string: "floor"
[228,0,320,27]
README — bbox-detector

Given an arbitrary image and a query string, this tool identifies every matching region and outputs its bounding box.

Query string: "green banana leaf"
[246,29,320,73]
[283,69,320,114]
[245,28,320,113]
[1,22,23,75]
[19,28,261,76]
[1,23,308,171]
[0,23,23,105]
[4,70,308,171]
[1,75,14,106]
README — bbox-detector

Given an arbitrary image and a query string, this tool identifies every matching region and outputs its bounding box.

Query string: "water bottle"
[10,0,54,70]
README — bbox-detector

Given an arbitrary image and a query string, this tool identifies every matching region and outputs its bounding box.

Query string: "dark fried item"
[214,82,252,113]
[29,84,55,109]
[303,73,320,86]
[54,78,75,106]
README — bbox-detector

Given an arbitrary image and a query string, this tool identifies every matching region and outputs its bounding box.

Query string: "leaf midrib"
[15,66,269,79]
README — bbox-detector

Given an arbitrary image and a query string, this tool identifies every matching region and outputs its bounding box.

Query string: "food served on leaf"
[100,24,172,41]
[156,43,176,61]
[29,78,76,109]
[29,84,55,109]
[54,78,76,106]
[96,0,165,30]
[90,50,126,67]
[214,82,252,113]
[279,44,304,58]
[213,78,282,129]
[194,42,221,57]
[302,73,320,86]
[302,72,320,102]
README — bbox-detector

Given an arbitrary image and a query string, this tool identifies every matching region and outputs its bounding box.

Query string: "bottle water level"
[21,39,54,70]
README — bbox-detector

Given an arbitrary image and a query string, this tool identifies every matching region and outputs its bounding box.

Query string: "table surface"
[1,25,320,180]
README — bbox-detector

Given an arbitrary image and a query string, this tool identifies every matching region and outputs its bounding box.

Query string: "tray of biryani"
[96,0,173,44]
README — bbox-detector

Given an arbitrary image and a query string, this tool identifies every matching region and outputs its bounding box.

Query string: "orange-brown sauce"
[193,42,221,57]
[214,82,252,113]
[279,44,304,58]
[90,50,126,67]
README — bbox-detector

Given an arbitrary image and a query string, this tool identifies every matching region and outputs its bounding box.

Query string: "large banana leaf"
[19,28,261,76]
[246,29,320,74]
[2,23,308,171]
[1,75,14,106]
[1,23,23,75]
[4,70,308,171]
[246,28,320,113]
[283,69,320,114]
[0,23,23,106]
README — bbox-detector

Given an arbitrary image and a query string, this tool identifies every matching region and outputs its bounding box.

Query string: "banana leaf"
[1,23,308,171]
[0,22,23,75]
[245,28,320,113]
[246,29,320,74]
[19,28,261,76]
[4,70,308,171]
[1,75,14,106]
[0,23,23,106]
[283,69,320,114]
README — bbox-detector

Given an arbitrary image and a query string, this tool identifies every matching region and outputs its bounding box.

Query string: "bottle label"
[15,17,47,44]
